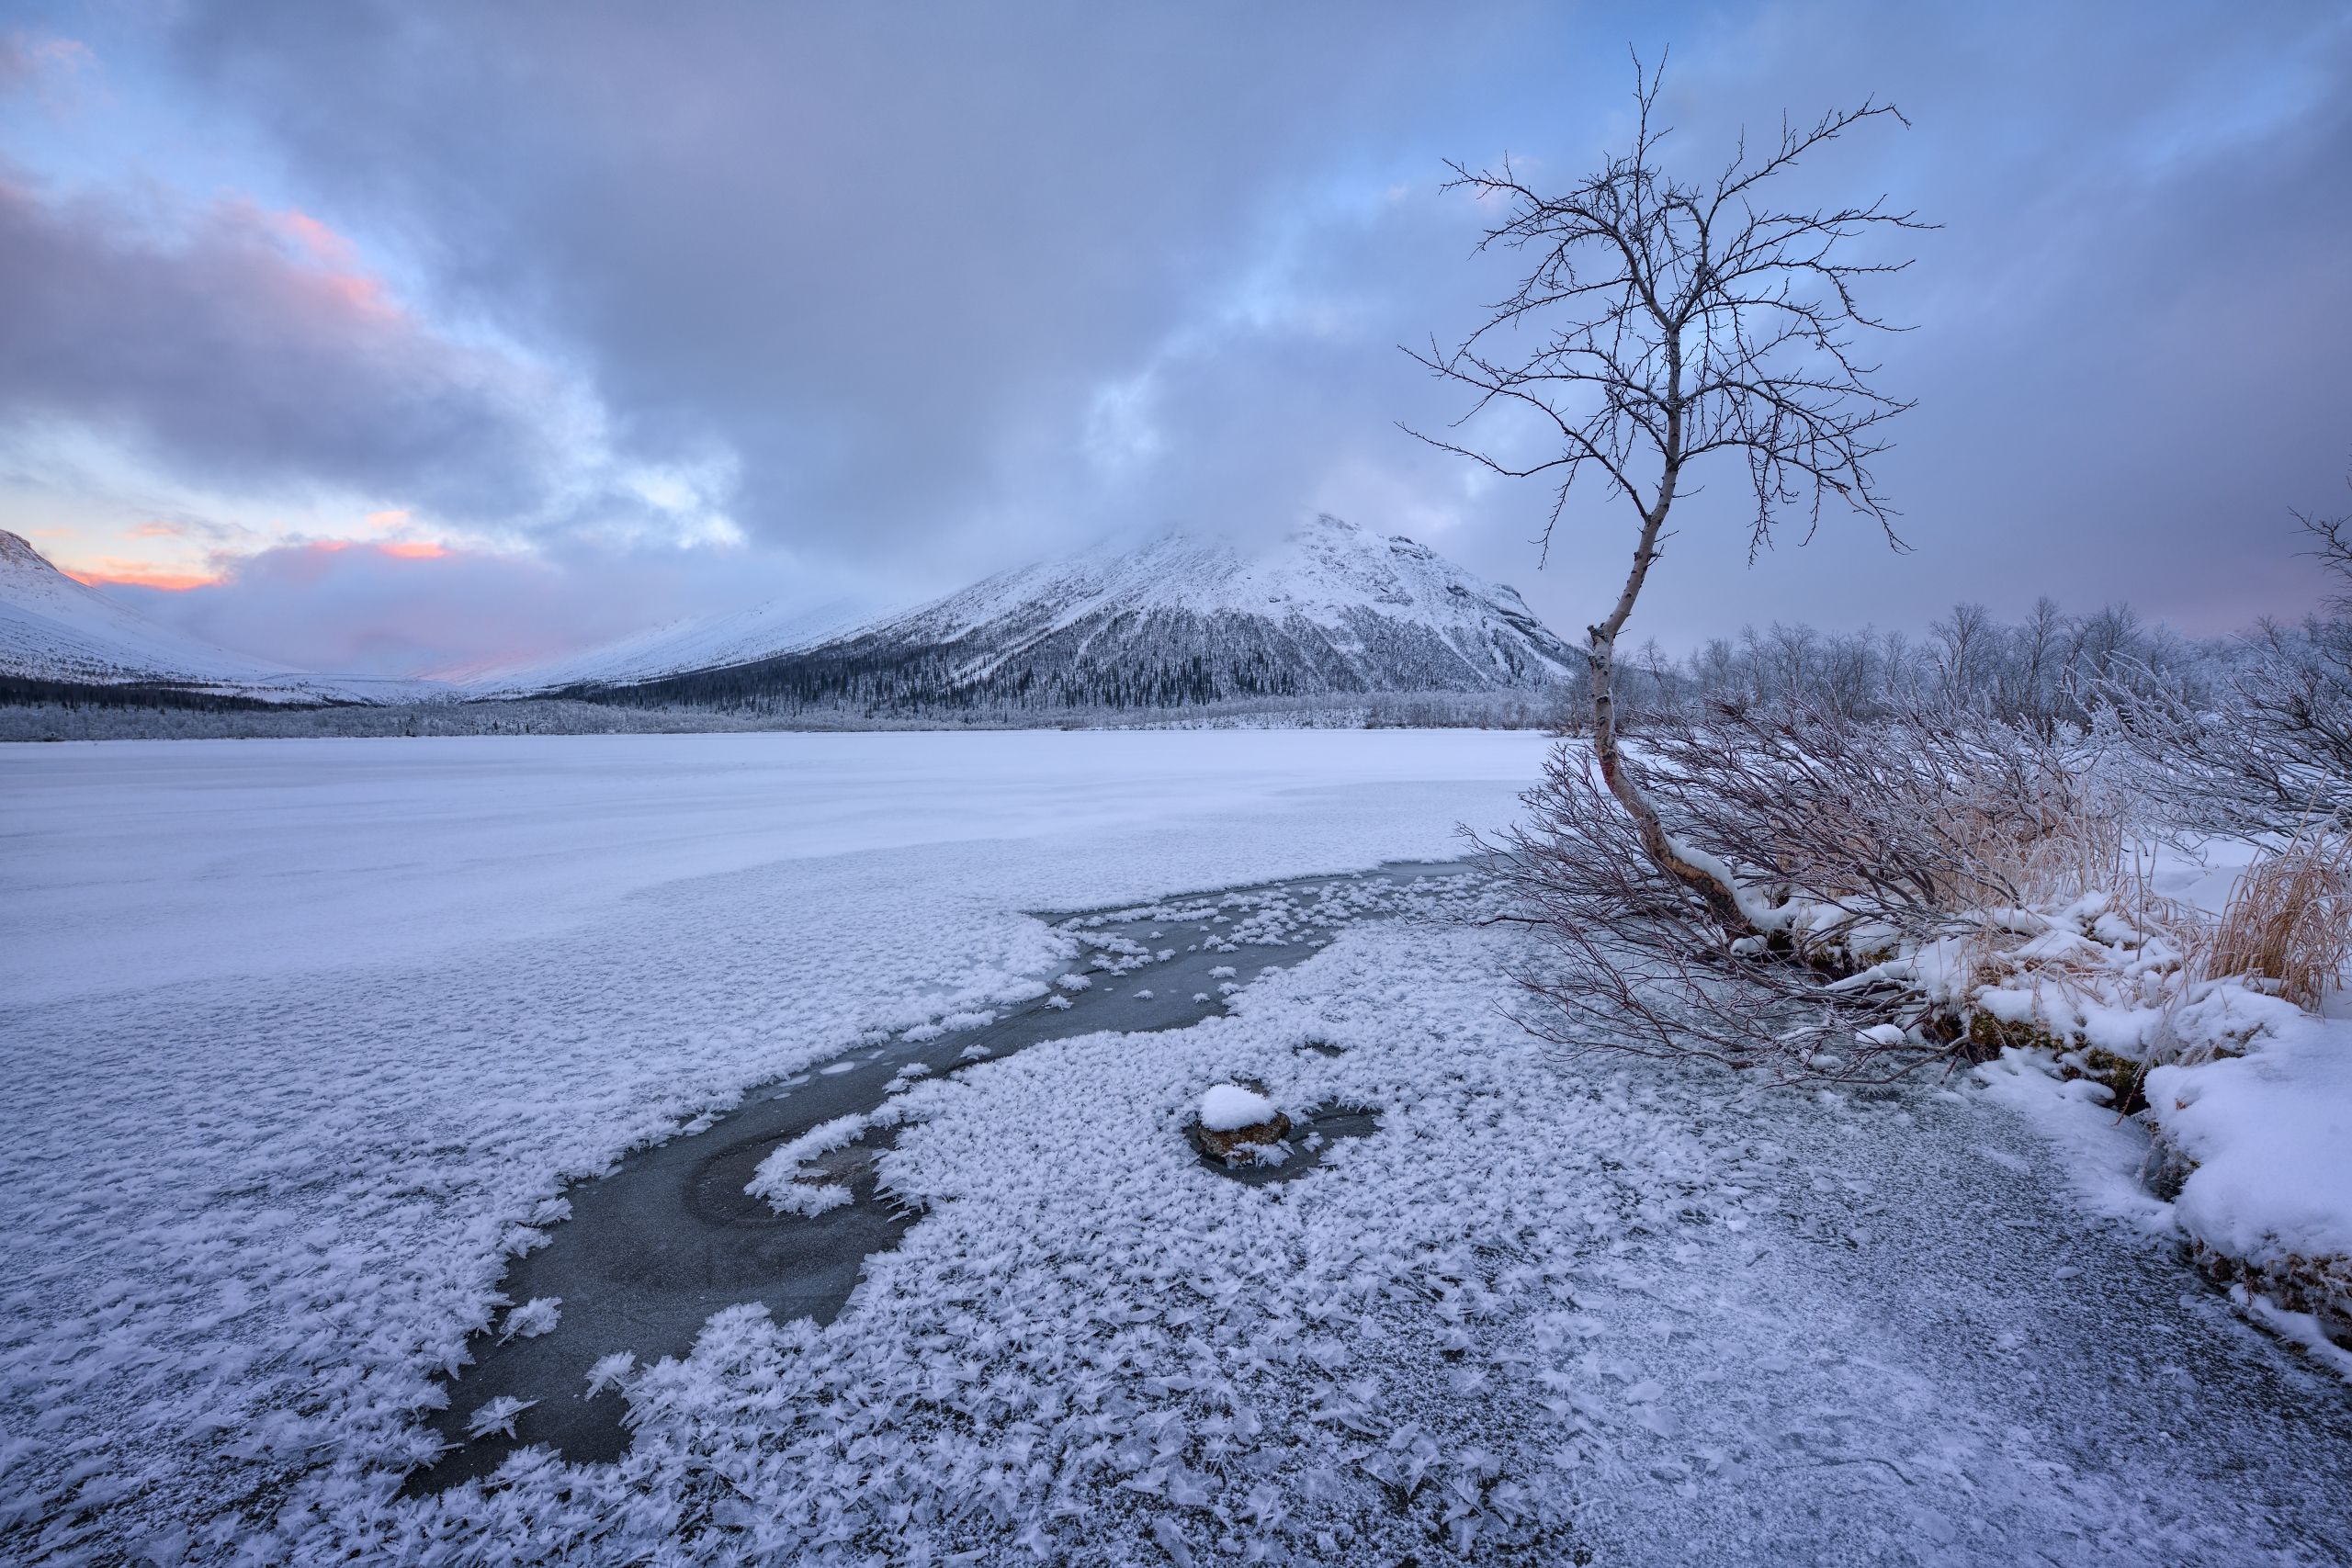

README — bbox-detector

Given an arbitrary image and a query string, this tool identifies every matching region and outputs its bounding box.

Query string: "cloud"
[168,1,1537,570]
[65,558,219,592]
[0,175,585,525]
[0,29,94,98]
[99,540,610,675]
[102,530,867,677]
[17,0,2352,672]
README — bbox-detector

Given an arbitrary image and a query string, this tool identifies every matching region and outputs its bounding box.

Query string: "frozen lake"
[2,729,1548,1007]
[5,729,2348,1564]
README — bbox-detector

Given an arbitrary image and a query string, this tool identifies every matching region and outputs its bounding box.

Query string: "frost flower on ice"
[583,1351,637,1399]
[467,1395,536,1440]
[500,1297,560,1340]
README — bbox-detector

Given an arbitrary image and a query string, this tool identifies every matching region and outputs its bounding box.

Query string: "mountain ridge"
[2,517,1582,718]
[552,515,1581,715]
[0,530,443,705]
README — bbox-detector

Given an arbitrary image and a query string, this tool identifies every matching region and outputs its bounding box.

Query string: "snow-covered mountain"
[0,530,441,705]
[566,515,1581,712]
[4,517,1578,718]
[454,596,875,695]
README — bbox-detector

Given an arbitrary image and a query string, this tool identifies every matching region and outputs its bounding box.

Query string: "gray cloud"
[0,174,583,525]
[106,535,826,677]
[168,2,1555,565]
[29,0,2352,664]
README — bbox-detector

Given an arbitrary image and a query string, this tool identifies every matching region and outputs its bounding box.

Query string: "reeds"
[2200,828,2352,1010]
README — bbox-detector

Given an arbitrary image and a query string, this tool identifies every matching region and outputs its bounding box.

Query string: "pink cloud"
[62,558,220,592]
[0,175,567,522]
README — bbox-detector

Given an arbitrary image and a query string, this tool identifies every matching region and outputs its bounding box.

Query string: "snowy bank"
[2146,1012,2352,1361]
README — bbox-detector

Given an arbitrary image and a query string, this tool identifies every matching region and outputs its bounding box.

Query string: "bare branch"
[1408,50,1926,946]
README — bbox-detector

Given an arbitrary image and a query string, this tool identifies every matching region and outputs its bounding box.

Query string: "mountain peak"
[0,528,60,574]
[545,514,1579,713]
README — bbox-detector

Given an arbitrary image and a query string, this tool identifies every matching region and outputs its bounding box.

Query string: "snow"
[500,1298,561,1341]
[6,728,2350,1562]
[1197,1083,1277,1132]
[745,1112,875,1213]
[1973,1050,2178,1235]
[2147,1012,2352,1267]
[582,1351,636,1399]
[464,1396,535,1441]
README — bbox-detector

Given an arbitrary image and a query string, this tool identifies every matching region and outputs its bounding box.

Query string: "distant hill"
[543,515,1581,716]
[454,596,873,696]
[2,517,1580,723]
[0,530,437,705]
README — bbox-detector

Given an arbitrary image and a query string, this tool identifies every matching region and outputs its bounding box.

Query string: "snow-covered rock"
[1190,1083,1291,1167]
[1199,1083,1277,1132]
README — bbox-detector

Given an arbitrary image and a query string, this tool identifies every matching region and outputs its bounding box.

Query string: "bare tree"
[2103,487,2352,840]
[2296,470,2352,610]
[1929,602,1992,702]
[1408,54,1927,934]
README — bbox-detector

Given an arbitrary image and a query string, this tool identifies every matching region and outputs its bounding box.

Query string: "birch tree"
[1408,56,1927,936]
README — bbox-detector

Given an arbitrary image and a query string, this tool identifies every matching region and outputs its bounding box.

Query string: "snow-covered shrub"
[1487,699,2144,1080]
[2100,615,2352,843]
[1498,681,2352,1355]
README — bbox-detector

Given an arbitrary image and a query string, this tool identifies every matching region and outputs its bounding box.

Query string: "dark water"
[404,861,1469,1493]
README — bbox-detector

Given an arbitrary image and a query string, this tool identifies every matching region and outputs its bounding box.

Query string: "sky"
[1,0,2346,677]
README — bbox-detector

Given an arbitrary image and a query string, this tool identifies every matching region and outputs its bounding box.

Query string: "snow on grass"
[1900,848,2352,1352]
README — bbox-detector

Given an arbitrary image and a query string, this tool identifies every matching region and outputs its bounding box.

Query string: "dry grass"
[1956,769,2126,912]
[2199,829,2352,1010]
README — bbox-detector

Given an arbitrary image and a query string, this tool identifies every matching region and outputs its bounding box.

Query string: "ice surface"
[0,729,1539,1557]
[1,728,1544,1009]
